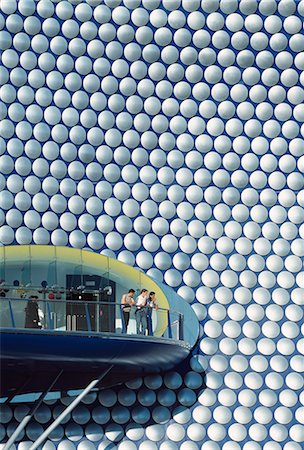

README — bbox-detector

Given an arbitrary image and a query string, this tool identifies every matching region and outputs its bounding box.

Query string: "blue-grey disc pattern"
[0,0,303,449]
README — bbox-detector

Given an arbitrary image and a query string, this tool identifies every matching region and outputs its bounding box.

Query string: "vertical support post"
[84,303,91,333]
[167,309,172,339]
[47,302,53,330]
[179,313,184,341]
[120,306,126,333]
[8,301,15,328]
[96,298,100,332]
[147,311,152,336]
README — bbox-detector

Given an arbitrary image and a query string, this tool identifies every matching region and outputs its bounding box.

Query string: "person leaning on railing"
[146,291,158,336]
[121,288,135,332]
[135,288,148,335]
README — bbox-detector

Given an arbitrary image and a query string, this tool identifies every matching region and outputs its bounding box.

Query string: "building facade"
[0,1,303,449]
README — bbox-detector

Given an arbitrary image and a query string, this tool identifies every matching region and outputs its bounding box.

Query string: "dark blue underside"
[1,329,190,396]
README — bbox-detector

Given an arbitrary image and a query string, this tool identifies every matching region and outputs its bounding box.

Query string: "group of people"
[24,289,158,335]
[121,288,158,335]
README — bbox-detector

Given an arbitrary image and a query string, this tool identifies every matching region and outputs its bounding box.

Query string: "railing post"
[47,302,54,330]
[147,311,153,336]
[120,306,126,333]
[8,301,15,328]
[84,303,91,333]
[178,313,184,341]
[167,309,172,339]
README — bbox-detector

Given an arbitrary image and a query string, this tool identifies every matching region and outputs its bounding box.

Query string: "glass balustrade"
[0,295,184,341]
[0,247,195,346]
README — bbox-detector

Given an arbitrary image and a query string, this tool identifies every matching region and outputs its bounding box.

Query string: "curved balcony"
[0,245,199,397]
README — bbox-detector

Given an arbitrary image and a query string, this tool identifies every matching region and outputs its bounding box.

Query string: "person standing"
[24,296,41,329]
[135,289,148,335]
[121,289,135,332]
[147,291,158,336]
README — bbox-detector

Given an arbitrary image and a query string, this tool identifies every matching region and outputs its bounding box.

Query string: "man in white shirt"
[135,289,148,335]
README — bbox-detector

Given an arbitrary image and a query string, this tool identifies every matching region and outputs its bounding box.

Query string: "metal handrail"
[0,297,184,341]
[0,296,182,316]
